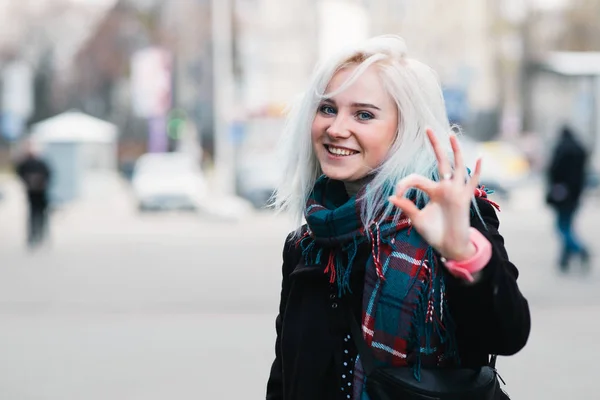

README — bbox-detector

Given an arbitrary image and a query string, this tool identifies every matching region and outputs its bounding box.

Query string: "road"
[0,176,598,399]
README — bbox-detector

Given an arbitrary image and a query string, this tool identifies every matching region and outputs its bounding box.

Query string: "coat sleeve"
[266,233,296,400]
[446,198,531,356]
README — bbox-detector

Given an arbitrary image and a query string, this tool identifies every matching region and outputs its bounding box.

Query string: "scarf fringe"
[298,233,360,296]
[341,237,359,296]
[475,185,501,211]
[409,247,459,381]
[324,251,336,284]
[368,223,385,280]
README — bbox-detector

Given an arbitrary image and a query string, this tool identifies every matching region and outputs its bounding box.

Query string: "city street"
[0,176,599,399]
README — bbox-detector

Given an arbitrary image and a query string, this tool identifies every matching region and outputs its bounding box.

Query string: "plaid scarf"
[298,176,459,400]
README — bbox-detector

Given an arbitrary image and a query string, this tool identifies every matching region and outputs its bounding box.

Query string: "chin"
[320,166,362,182]
[322,173,352,182]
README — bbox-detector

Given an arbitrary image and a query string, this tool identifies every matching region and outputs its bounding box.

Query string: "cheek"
[362,124,397,160]
[310,116,324,142]
[365,139,390,161]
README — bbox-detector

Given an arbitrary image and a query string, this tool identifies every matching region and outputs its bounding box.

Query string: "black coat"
[547,127,588,208]
[266,198,531,400]
[15,156,51,207]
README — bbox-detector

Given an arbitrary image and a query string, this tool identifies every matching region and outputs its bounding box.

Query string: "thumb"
[388,195,420,220]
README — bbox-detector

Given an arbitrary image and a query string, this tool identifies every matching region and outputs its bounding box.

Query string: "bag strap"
[346,305,498,372]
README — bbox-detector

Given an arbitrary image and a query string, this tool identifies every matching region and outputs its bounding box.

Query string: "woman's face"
[311,64,399,182]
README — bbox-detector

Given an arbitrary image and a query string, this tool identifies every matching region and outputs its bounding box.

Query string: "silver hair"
[271,35,462,232]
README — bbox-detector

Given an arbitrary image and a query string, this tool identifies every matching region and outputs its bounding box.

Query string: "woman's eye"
[356,111,374,121]
[319,105,336,115]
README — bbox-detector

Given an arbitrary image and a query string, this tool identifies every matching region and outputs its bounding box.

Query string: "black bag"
[545,183,570,207]
[347,310,510,400]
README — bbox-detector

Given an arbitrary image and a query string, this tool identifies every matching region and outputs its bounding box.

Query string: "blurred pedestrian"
[266,35,529,400]
[15,141,52,249]
[546,126,590,271]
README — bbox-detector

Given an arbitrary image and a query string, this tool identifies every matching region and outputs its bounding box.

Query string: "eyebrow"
[322,99,381,111]
[352,102,381,111]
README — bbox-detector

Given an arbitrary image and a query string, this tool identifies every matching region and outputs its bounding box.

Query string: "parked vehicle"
[236,153,282,209]
[460,136,531,198]
[131,152,207,212]
[234,117,284,209]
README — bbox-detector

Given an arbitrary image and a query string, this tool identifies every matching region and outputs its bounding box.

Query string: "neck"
[344,176,371,197]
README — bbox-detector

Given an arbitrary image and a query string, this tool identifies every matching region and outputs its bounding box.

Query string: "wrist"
[440,228,492,283]
[442,241,477,262]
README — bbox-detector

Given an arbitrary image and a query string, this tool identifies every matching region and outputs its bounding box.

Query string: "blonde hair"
[272,35,458,231]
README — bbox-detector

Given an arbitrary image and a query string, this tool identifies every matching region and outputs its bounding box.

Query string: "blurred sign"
[148,116,168,153]
[2,60,33,119]
[130,47,172,118]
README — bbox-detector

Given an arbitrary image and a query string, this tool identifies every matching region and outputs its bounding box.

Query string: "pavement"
[0,174,599,399]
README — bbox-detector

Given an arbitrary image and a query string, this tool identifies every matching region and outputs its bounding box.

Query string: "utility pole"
[211,0,236,195]
[520,0,534,133]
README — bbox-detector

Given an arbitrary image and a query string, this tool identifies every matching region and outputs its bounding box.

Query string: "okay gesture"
[389,129,481,261]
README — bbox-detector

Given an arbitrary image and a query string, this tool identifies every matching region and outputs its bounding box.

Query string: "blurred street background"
[1,0,600,398]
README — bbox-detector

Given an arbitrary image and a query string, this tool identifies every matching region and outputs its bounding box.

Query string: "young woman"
[266,35,530,400]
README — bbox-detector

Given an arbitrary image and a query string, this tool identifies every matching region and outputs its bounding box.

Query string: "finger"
[395,174,438,198]
[388,196,420,219]
[467,158,482,193]
[426,128,452,179]
[450,135,466,183]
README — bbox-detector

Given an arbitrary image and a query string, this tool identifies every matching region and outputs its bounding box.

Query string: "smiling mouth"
[325,145,359,156]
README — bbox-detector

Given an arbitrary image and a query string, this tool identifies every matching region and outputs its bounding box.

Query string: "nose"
[326,115,351,139]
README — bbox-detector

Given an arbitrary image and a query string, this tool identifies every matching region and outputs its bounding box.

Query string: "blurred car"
[234,117,286,209]
[131,152,207,212]
[459,136,531,198]
[236,153,282,209]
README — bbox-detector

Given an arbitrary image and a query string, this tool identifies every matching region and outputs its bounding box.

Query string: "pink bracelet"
[441,228,492,283]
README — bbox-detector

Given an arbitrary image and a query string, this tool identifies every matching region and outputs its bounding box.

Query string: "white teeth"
[327,146,356,156]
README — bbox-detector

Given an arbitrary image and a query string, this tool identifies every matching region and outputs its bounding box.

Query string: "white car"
[131,152,207,211]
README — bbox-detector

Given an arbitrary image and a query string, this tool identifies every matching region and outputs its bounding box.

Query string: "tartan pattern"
[300,176,458,400]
